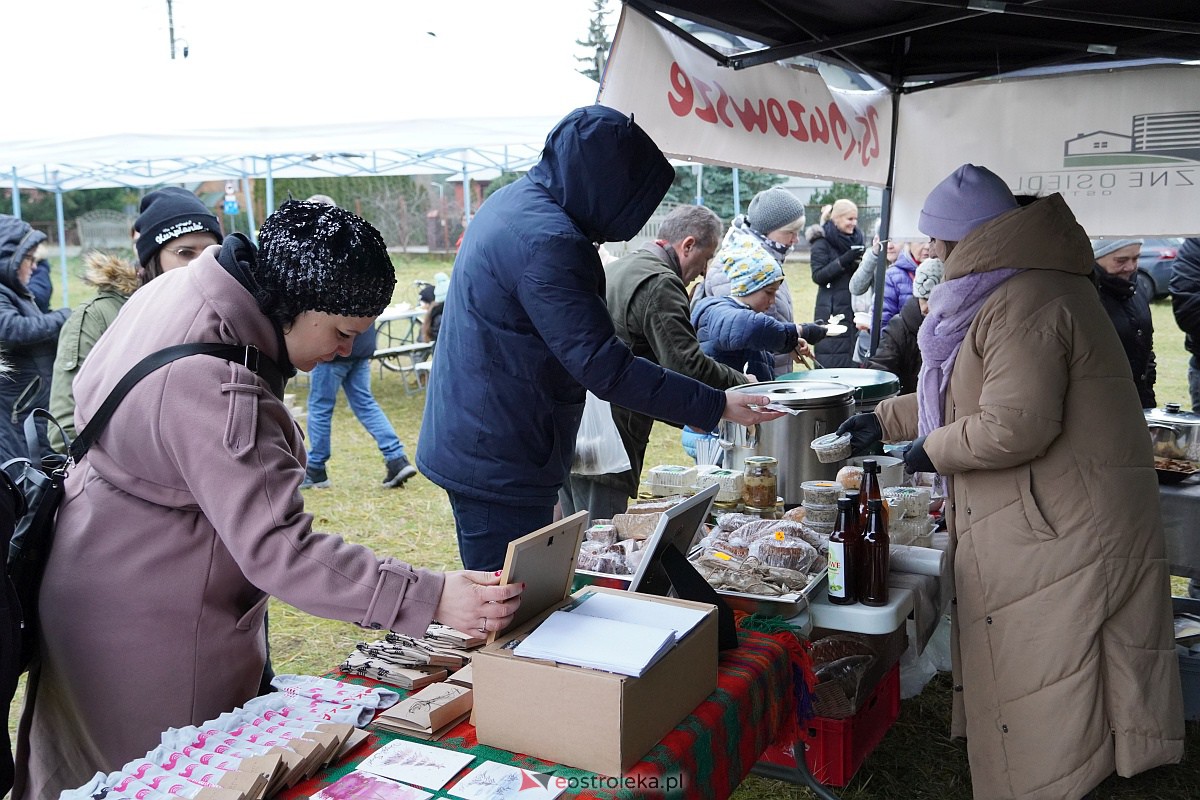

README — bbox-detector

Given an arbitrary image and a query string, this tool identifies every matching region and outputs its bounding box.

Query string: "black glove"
[836,413,882,457]
[902,435,936,474]
[838,248,864,271]
[799,322,827,345]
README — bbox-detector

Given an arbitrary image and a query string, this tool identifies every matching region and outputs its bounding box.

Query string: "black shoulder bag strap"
[67,343,283,462]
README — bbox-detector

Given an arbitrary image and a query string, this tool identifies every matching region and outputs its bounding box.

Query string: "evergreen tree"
[576,0,611,81]
[809,182,868,208]
[661,166,786,222]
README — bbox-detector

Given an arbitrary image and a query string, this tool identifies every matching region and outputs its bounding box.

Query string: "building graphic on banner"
[1063,111,1200,167]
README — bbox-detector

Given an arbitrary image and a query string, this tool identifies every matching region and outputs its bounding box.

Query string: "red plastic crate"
[759,662,901,787]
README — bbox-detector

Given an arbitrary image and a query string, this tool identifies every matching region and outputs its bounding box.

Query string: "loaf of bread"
[835,465,863,491]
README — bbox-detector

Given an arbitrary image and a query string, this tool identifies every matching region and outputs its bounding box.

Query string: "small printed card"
[448,762,565,800]
[312,770,434,800]
[357,739,475,791]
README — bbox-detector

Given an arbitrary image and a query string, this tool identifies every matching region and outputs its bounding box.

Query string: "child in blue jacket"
[692,238,821,382]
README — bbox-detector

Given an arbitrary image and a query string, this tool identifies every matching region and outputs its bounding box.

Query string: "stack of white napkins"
[512,592,707,677]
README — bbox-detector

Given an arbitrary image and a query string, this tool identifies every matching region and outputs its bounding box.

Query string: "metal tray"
[714,568,827,617]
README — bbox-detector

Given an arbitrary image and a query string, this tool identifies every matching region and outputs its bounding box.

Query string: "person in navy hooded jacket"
[417,105,781,570]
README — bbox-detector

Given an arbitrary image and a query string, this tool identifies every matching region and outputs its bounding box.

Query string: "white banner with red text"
[598,7,892,186]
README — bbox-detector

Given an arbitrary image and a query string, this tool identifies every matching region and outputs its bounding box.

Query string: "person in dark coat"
[416,106,781,571]
[0,216,70,463]
[869,257,944,394]
[1092,239,1156,408]
[1168,238,1200,412]
[1167,237,1200,602]
[807,199,864,367]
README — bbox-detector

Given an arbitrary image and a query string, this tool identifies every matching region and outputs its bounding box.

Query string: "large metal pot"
[720,380,855,506]
[779,368,900,413]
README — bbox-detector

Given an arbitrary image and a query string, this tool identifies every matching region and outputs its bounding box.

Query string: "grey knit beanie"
[912,258,945,299]
[746,187,805,236]
[255,200,395,318]
[1092,239,1143,259]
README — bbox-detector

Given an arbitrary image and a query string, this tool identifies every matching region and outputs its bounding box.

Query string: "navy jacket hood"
[0,216,47,295]
[527,105,674,244]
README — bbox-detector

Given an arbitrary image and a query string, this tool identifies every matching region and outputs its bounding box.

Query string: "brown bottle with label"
[858,458,888,529]
[861,497,890,607]
[827,496,858,605]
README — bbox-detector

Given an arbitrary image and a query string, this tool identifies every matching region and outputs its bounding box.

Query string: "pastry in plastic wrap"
[612,512,663,540]
[715,512,764,533]
[584,523,618,544]
[627,495,686,514]
[749,531,818,573]
[702,530,752,559]
[781,505,807,523]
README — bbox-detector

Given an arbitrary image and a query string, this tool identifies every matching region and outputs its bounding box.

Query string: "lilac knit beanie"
[918,164,1018,242]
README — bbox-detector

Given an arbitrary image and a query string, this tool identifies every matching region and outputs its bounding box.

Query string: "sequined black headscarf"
[254,200,395,322]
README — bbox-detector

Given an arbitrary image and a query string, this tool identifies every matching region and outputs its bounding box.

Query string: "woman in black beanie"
[48,188,223,451]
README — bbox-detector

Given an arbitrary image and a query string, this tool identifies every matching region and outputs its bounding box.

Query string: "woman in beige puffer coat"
[854,165,1183,799]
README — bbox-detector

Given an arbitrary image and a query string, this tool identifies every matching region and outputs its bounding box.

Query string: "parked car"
[1137,237,1185,299]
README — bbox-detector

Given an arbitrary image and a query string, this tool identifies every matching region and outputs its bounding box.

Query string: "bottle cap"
[836,496,854,509]
[867,497,883,510]
[863,458,880,473]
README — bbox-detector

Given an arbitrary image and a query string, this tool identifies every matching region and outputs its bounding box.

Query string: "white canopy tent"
[0,25,599,305]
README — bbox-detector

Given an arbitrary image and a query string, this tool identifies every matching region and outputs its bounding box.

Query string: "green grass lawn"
[8,251,1198,799]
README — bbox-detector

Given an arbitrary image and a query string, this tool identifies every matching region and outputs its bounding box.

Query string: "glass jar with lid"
[742,456,779,509]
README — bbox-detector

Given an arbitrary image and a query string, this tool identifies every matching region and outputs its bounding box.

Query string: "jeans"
[558,475,630,524]
[446,492,554,571]
[306,358,405,468]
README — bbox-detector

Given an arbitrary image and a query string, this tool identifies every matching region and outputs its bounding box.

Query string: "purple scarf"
[916,268,1023,436]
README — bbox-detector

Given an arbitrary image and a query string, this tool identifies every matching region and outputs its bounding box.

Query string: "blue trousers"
[447,492,554,571]
[306,358,405,468]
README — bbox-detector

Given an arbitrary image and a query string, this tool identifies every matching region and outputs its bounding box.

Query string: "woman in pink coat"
[15,201,522,799]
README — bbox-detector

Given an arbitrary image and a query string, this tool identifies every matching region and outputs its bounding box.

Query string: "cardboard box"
[472,585,717,776]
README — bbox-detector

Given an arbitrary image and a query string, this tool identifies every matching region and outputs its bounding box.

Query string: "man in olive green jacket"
[560,205,750,521]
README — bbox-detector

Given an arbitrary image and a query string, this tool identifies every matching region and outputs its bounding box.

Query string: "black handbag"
[1,342,281,797]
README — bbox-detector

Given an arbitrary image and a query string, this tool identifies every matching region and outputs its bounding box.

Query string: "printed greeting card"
[313,770,434,800]
[448,762,565,800]
[357,739,474,791]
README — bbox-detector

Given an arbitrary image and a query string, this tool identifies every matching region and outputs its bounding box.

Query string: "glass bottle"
[861,497,891,607]
[742,456,778,509]
[859,458,888,529]
[843,489,864,602]
[827,496,858,605]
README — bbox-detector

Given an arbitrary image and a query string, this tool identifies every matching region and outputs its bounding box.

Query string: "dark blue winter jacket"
[417,106,726,504]
[691,295,799,382]
[0,216,70,462]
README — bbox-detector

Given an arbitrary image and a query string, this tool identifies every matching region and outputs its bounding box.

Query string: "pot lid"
[1145,402,1200,428]
[740,380,855,408]
[779,368,901,402]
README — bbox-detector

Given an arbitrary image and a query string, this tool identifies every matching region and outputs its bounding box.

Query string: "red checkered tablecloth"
[281,629,796,800]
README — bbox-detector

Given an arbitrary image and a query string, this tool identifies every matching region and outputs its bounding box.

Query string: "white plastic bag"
[571,392,631,476]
